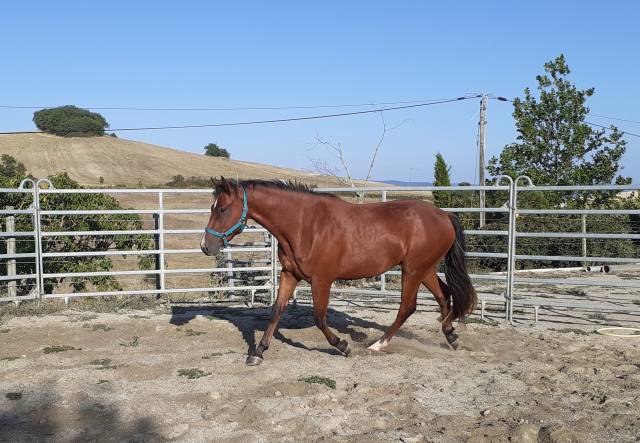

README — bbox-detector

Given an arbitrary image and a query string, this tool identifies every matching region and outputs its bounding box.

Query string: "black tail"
[444,213,477,322]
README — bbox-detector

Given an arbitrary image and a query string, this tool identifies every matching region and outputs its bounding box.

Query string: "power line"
[490,96,640,138]
[584,121,640,138]
[589,114,640,125]
[0,97,469,112]
[0,96,479,134]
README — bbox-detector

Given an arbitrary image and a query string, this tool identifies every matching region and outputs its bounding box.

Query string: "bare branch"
[364,112,410,183]
[310,134,364,202]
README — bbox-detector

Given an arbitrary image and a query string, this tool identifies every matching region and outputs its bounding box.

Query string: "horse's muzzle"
[200,235,221,256]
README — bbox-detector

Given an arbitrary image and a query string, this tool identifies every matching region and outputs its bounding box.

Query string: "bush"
[33,105,109,137]
[0,156,154,297]
[204,143,230,158]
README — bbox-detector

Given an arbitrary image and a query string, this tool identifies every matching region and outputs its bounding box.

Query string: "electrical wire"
[0,98,461,112]
[490,96,640,138]
[0,96,479,134]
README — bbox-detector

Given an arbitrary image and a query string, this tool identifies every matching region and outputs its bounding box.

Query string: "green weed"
[298,375,336,389]
[120,336,139,347]
[90,358,117,370]
[177,368,211,379]
[43,345,81,354]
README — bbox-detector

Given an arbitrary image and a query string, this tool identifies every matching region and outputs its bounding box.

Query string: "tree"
[0,154,27,183]
[33,105,109,137]
[433,153,452,207]
[309,112,407,203]
[0,156,153,296]
[487,54,629,206]
[204,143,230,158]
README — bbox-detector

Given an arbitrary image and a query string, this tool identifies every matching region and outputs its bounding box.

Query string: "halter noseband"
[204,185,248,247]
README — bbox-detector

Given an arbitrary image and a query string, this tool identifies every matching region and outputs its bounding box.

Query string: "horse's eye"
[220,206,228,213]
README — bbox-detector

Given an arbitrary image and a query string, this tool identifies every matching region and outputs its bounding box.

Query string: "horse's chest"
[278,248,310,279]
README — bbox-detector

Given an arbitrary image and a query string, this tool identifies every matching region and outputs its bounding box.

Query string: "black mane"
[215,179,337,198]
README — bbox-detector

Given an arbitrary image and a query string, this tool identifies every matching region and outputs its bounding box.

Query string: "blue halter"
[205,185,248,247]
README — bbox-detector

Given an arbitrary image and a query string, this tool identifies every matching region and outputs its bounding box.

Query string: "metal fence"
[2,177,639,325]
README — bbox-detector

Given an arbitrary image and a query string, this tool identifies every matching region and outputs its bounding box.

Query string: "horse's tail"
[444,213,477,322]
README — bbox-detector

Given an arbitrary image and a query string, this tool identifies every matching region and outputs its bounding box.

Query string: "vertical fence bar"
[507,176,533,324]
[380,190,387,292]
[5,207,17,300]
[507,185,517,324]
[33,185,45,300]
[157,192,166,295]
[582,214,587,269]
[495,176,515,323]
[226,251,234,287]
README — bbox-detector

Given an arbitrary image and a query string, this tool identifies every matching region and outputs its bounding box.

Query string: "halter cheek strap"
[204,185,248,247]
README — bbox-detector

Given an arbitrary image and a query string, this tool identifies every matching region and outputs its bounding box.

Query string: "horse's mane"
[215,179,338,198]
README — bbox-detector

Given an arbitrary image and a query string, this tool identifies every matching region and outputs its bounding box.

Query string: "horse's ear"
[219,176,232,194]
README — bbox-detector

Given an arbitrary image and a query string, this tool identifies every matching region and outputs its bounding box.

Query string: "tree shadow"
[0,381,159,442]
[170,303,421,356]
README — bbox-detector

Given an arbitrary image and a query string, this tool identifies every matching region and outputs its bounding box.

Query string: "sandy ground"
[1,302,639,443]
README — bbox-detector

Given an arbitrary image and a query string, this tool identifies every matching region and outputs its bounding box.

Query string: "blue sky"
[2,1,639,183]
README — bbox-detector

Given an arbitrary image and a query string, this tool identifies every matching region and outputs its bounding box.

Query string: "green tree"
[0,154,27,181]
[0,156,153,296]
[33,105,109,137]
[204,143,230,158]
[487,54,629,206]
[433,153,452,207]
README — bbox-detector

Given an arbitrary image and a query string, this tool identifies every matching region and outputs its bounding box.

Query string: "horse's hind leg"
[368,272,421,351]
[311,280,350,356]
[422,271,459,349]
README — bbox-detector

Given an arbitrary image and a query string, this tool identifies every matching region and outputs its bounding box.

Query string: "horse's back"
[320,198,455,278]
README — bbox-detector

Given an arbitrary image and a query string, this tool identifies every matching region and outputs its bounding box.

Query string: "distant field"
[0,133,385,188]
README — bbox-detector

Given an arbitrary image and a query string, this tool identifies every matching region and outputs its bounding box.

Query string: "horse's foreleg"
[311,280,351,356]
[246,270,299,366]
[368,272,421,351]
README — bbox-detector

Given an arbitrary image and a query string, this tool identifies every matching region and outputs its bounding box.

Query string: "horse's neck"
[247,188,305,244]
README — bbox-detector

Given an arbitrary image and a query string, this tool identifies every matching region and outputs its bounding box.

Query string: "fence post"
[153,192,166,298]
[508,176,534,325]
[380,190,387,292]
[582,214,587,269]
[5,207,17,300]
[33,183,45,300]
[494,175,515,323]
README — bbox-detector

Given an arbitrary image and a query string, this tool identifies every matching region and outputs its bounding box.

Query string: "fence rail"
[1,177,639,324]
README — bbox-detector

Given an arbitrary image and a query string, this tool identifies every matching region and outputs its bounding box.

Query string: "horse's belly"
[336,241,402,279]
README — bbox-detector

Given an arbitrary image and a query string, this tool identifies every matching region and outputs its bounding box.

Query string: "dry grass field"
[0,133,381,188]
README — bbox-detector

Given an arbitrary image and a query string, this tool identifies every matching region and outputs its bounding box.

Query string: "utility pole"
[478,94,488,228]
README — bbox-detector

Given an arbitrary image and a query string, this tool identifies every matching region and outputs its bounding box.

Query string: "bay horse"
[201,178,477,365]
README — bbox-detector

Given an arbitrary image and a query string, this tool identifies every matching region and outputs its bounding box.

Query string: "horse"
[200,178,477,365]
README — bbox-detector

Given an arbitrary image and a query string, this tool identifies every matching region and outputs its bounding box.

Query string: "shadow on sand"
[0,382,159,442]
[169,303,423,357]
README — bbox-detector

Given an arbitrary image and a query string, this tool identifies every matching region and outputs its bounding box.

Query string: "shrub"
[204,143,230,158]
[33,105,109,137]
[0,155,154,297]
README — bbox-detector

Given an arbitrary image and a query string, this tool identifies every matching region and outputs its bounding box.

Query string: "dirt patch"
[1,304,639,442]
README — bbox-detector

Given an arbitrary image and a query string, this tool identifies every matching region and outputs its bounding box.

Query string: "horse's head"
[201,177,248,256]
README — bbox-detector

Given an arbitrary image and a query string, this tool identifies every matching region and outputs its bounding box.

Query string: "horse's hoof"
[445,330,460,350]
[367,340,387,352]
[336,339,351,356]
[245,355,264,366]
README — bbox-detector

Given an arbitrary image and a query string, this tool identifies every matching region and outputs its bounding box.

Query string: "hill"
[0,133,377,188]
